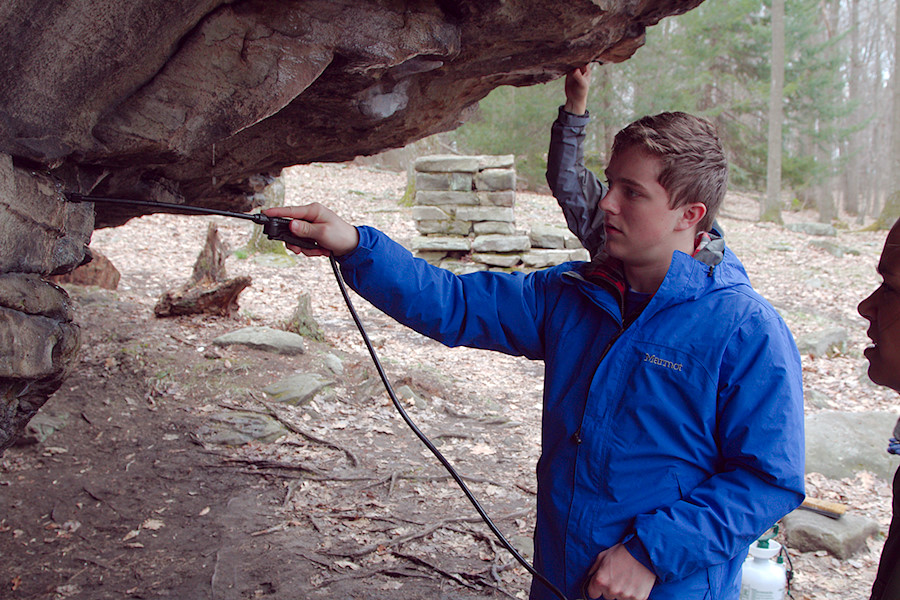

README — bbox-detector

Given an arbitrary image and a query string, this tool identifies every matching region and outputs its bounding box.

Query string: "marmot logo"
[643,353,683,372]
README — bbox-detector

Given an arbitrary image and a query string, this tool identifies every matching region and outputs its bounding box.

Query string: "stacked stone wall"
[411,155,588,273]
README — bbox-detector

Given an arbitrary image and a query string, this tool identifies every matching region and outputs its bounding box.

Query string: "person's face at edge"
[859,220,900,392]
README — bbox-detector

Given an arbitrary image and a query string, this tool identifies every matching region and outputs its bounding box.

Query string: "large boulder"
[0,0,706,451]
[0,155,89,453]
[1,0,703,226]
[0,274,81,451]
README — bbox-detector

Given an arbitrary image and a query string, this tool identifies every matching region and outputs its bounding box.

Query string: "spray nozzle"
[757,524,779,548]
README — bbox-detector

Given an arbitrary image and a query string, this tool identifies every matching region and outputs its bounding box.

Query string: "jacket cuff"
[334,225,372,266]
[557,105,591,126]
[622,533,655,574]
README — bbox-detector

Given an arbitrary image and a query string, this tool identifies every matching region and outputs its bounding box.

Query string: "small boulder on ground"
[781,509,880,559]
[795,327,848,358]
[49,248,120,290]
[805,411,899,481]
[195,411,288,445]
[212,326,306,356]
[262,372,333,406]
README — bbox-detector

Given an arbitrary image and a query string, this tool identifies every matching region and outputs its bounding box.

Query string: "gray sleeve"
[546,106,607,259]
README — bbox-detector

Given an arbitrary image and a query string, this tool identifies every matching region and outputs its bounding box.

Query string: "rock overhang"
[0,0,704,227]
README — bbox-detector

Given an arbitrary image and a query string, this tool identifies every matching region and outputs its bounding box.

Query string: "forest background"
[417,0,899,230]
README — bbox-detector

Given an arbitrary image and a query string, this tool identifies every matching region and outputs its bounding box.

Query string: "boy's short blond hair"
[611,112,728,232]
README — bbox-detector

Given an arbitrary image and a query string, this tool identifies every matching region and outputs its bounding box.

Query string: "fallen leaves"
[122,529,140,542]
[469,443,497,456]
[120,516,166,549]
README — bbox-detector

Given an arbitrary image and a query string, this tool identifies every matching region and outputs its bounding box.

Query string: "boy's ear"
[677,202,707,232]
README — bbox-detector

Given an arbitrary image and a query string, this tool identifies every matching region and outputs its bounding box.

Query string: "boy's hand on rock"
[564,63,591,116]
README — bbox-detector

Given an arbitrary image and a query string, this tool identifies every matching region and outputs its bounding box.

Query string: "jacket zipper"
[571,283,650,444]
[571,326,623,445]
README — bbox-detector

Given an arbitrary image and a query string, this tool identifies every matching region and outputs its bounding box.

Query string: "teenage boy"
[547,64,725,263]
[266,112,805,600]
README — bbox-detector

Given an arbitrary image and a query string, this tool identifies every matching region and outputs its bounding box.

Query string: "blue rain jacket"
[337,226,805,600]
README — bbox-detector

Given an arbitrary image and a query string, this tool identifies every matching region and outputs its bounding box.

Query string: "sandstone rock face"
[0,154,90,453]
[0,274,81,452]
[0,0,704,450]
[1,0,702,226]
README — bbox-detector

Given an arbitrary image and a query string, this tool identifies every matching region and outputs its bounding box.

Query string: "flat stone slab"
[415,190,479,206]
[781,509,880,559]
[412,236,471,252]
[415,171,473,191]
[414,155,480,173]
[211,326,306,356]
[529,224,573,250]
[415,220,472,236]
[522,249,587,268]
[438,260,487,275]
[476,190,515,207]
[455,206,514,223]
[473,222,516,235]
[411,206,451,221]
[263,372,333,406]
[413,155,515,172]
[472,234,530,253]
[475,168,515,191]
[472,252,522,268]
[196,411,288,445]
[805,411,900,480]
[475,155,515,169]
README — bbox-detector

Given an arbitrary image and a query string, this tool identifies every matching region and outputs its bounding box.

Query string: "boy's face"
[600,145,698,272]
[859,222,900,392]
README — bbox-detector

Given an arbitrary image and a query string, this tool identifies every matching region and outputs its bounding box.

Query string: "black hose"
[328,255,569,600]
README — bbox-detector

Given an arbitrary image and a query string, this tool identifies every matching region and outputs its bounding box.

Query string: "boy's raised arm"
[547,64,607,258]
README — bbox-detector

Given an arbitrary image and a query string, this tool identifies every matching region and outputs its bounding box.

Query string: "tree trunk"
[870,0,900,230]
[844,0,862,219]
[247,174,289,255]
[190,222,229,285]
[762,0,785,224]
[592,66,616,165]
